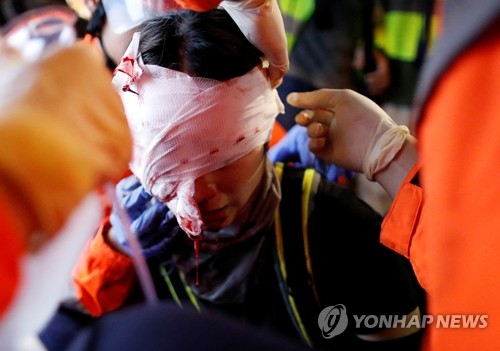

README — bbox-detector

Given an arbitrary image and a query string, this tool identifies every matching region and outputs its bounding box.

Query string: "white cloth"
[113,33,284,236]
[0,194,102,351]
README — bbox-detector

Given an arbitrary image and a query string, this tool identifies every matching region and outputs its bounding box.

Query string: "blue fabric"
[109,175,178,259]
[268,124,355,183]
[38,302,94,351]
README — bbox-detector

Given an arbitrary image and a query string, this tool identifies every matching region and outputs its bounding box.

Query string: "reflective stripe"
[301,169,319,302]
[159,264,183,308]
[273,163,287,281]
[179,271,201,312]
[279,0,315,21]
[278,0,316,51]
[383,11,425,61]
[159,262,201,312]
[273,162,314,347]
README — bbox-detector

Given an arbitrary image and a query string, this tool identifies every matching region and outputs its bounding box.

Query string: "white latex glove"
[220,0,289,88]
[289,89,409,180]
[0,42,132,249]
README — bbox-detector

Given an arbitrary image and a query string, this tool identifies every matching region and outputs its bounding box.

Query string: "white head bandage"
[113,33,284,237]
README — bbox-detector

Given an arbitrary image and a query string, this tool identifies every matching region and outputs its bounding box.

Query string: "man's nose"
[193,174,217,203]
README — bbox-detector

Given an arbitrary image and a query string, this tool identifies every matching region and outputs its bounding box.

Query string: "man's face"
[192,146,266,230]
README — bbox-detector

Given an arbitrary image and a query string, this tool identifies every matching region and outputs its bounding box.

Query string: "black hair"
[139,9,263,81]
[86,0,116,71]
[86,0,106,37]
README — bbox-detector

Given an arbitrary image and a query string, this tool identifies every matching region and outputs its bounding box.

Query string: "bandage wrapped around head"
[113,33,284,237]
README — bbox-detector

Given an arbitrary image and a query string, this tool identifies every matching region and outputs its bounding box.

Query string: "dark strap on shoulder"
[273,163,325,347]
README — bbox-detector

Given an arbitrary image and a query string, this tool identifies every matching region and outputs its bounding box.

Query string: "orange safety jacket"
[380,2,500,349]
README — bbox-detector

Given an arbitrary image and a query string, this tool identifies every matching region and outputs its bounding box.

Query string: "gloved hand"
[0,43,132,249]
[109,174,177,259]
[268,124,354,182]
[288,89,410,180]
[175,0,289,88]
[221,0,288,88]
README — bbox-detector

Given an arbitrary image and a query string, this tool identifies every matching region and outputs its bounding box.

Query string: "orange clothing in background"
[381,20,500,351]
[269,121,286,148]
[0,194,26,318]
[175,0,222,11]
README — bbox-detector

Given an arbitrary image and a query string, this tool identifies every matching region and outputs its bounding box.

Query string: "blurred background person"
[353,0,439,214]
[0,4,132,348]
[276,0,373,131]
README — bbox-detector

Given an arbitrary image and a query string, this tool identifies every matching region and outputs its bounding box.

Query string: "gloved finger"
[287,89,339,111]
[116,175,142,196]
[294,109,314,127]
[158,210,176,231]
[122,188,156,220]
[115,175,146,202]
[108,212,130,251]
[307,123,327,153]
[307,121,329,138]
[135,209,177,259]
[294,108,335,130]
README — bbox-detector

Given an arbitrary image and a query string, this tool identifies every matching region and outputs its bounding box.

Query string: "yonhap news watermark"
[318,304,488,339]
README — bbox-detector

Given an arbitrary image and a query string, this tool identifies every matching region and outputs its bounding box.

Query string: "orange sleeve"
[174,0,222,11]
[380,163,423,259]
[0,192,27,318]
[73,216,136,317]
[380,163,429,289]
[417,23,500,351]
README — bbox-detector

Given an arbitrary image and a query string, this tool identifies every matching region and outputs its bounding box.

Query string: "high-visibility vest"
[278,0,316,52]
[376,0,439,63]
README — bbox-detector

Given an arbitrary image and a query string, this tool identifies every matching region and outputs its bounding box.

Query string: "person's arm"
[288,89,422,263]
[373,135,418,198]
[289,88,417,197]
[73,218,136,317]
[175,0,288,88]
[74,174,177,316]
